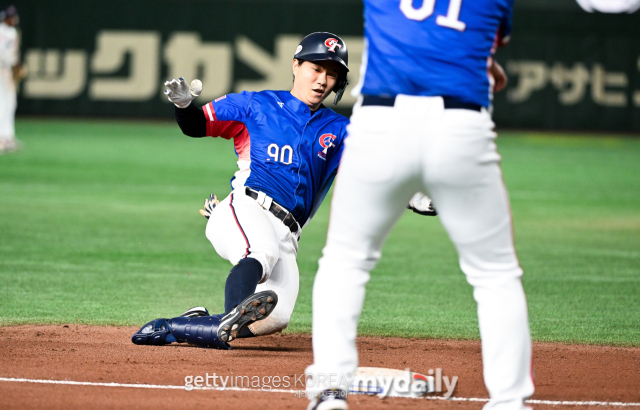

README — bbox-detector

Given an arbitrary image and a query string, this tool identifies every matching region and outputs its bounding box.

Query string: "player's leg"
[421,107,534,410]
[249,221,300,336]
[2,71,19,151]
[131,289,279,349]
[0,71,13,151]
[307,103,418,395]
[206,189,281,313]
[8,76,16,140]
[132,188,283,348]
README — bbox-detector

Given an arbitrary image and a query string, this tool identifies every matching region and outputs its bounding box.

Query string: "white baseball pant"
[0,69,16,140]
[206,188,300,336]
[307,95,534,410]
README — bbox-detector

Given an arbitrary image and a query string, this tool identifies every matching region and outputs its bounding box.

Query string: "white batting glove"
[408,192,437,216]
[164,77,202,108]
[199,194,219,219]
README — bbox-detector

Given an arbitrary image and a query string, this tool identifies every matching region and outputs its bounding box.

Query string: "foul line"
[1,377,639,407]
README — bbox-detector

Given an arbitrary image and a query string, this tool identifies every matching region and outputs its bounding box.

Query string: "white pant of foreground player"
[307,95,534,410]
[206,188,300,336]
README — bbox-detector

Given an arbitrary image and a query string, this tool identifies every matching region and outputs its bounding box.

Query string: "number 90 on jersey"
[267,143,293,165]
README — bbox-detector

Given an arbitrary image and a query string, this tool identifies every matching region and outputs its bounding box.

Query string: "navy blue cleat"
[131,318,176,345]
[218,290,278,343]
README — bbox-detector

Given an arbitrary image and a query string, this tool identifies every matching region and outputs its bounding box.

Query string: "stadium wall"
[14,0,640,131]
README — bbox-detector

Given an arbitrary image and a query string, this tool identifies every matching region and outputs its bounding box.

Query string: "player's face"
[291,60,341,110]
[4,16,19,26]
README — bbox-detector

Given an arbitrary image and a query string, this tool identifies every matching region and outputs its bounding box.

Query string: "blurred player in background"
[132,32,352,349]
[306,1,534,410]
[0,5,25,154]
[576,0,640,13]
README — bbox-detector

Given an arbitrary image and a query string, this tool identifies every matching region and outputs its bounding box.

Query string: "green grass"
[1,119,639,346]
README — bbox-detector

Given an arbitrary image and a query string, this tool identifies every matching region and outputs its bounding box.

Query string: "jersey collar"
[279,91,325,119]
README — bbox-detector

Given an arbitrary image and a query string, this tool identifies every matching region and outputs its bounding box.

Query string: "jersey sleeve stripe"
[204,102,217,122]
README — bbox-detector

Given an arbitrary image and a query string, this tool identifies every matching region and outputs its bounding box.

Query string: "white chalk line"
[1,377,639,407]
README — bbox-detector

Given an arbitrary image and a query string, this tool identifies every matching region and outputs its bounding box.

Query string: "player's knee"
[248,301,293,336]
[321,242,379,273]
[247,249,279,283]
[456,236,522,283]
[461,257,523,288]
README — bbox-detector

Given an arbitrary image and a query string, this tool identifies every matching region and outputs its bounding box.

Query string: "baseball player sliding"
[306,1,534,410]
[131,32,352,349]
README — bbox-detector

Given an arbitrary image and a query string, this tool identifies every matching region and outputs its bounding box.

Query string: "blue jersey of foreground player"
[203,90,348,226]
[359,0,514,107]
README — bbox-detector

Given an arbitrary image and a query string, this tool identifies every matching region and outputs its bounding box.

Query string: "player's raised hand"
[199,194,219,219]
[164,77,202,108]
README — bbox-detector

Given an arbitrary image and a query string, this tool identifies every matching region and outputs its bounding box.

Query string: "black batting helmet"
[294,32,349,105]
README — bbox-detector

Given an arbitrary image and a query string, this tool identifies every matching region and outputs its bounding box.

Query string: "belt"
[361,95,482,112]
[245,187,301,234]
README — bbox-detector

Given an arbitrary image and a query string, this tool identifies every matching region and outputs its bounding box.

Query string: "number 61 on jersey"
[400,0,466,31]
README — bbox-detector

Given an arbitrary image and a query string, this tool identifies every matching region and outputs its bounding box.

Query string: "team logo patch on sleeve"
[317,133,336,160]
[324,38,342,53]
[215,95,227,102]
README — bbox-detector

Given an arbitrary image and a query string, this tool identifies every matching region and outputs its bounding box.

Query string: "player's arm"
[490,59,507,93]
[165,78,249,139]
[489,6,513,94]
[173,102,249,140]
[164,77,206,137]
[175,103,206,138]
[11,31,26,83]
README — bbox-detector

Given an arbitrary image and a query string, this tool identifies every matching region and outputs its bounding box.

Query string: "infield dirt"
[1,325,638,409]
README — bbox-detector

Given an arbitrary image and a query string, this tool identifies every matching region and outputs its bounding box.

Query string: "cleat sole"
[217,290,278,343]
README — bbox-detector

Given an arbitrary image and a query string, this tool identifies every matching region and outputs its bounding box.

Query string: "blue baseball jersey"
[203,90,348,225]
[359,0,514,107]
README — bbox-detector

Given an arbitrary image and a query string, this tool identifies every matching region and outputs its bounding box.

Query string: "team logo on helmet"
[324,38,342,53]
[317,133,336,160]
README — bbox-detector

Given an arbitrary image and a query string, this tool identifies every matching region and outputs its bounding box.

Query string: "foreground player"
[132,32,351,349]
[306,1,534,410]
